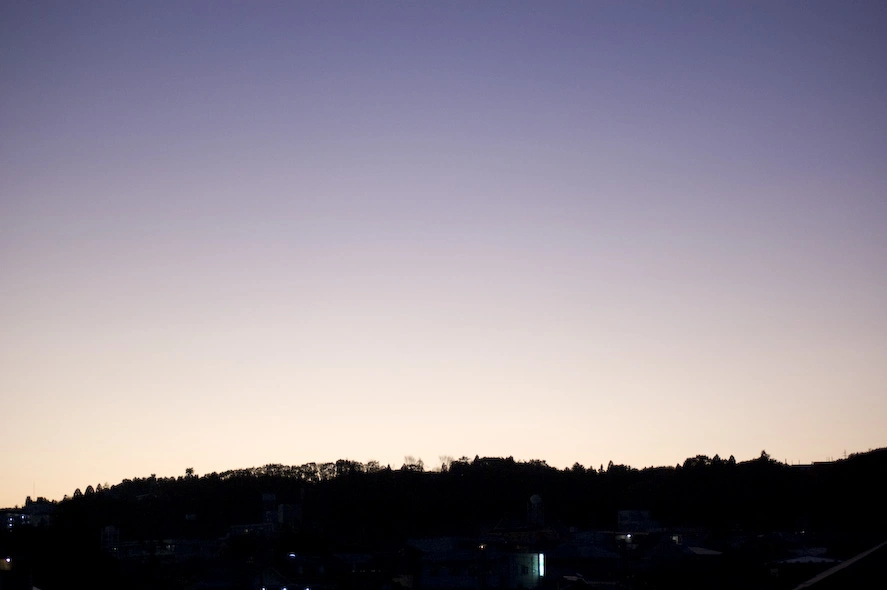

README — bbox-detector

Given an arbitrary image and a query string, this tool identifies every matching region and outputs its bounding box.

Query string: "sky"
[1,1,886,508]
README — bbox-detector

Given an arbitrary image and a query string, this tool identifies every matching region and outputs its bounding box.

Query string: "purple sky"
[2,1,885,507]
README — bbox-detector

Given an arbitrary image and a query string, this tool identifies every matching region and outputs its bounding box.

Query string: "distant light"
[289,552,297,558]
[626,533,632,539]
[538,553,545,577]
[5,557,10,563]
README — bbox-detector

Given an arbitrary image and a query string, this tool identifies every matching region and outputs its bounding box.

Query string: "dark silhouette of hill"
[2,448,885,589]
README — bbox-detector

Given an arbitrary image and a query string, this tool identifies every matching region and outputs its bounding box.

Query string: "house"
[409,537,544,589]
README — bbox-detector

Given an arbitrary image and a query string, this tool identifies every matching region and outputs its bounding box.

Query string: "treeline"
[45,448,887,546]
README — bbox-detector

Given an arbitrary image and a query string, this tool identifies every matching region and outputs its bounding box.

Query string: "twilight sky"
[1,1,886,508]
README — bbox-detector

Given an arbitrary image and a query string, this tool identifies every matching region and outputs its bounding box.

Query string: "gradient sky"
[2,1,886,508]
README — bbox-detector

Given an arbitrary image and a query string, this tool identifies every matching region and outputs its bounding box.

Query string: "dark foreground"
[2,449,886,589]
